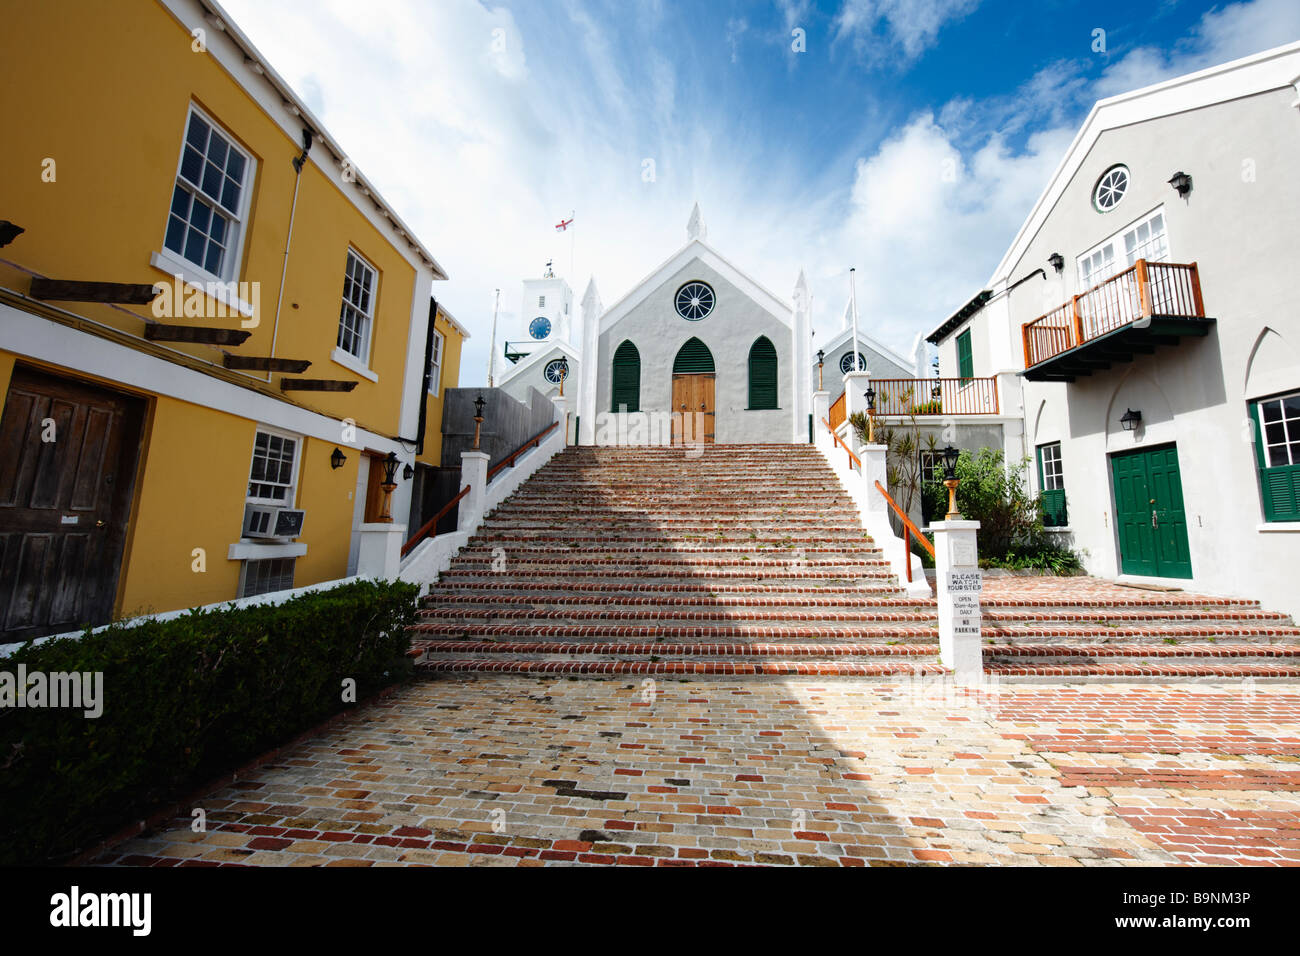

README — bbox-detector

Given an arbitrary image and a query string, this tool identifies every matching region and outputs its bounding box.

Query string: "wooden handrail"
[874,479,934,583]
[486,420,559,481]
[821,417,861,469]
[828,391,847,431]
[401,484,470,557]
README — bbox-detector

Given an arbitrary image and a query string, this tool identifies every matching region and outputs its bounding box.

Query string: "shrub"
[0,579,417,864]
[923,448,1084,571]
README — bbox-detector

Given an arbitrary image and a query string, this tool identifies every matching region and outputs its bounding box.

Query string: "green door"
[1110,444,1193,578]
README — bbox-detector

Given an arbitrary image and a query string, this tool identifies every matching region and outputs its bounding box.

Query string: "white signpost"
[932,520,983,684]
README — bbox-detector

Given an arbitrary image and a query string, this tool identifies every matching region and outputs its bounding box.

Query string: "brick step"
[414,658,948,677]
[477,519,863,532]
[983,661,1300,680]
[984,643,1300,661]
[412,639,938,657]
[408,620,1299,642]
[467,533,878,548]
[454,543,885,557]
[426,582,910,598]
[435,567,901,582]
[415,603,1291,625]
[447,554,894,567]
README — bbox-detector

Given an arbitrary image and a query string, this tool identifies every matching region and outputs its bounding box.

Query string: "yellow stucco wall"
[0,0,435,621]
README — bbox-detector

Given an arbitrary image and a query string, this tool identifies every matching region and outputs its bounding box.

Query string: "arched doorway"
[672,337,715,444]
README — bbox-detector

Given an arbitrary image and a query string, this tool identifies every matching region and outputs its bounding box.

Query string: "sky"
[220,0,1300,384]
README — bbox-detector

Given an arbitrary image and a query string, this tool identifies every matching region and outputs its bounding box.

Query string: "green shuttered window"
[748,336,778,410]
[1037,442,1067,527]
[672,337,715,374]
[611,340,640,412]
[1253,392,1300,522]
[957,329,973,381]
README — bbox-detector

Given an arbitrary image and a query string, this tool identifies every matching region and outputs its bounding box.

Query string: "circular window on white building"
[544,358,569,385]
[675,281,715,321]
[1093,164,1129,212]
[839,351,867,375]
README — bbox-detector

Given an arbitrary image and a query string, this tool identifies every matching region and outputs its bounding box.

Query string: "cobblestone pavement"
[97,674,1300,867]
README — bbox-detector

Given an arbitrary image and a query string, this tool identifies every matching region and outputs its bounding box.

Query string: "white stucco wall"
[973,85,1300,617]
[594,257,797,444]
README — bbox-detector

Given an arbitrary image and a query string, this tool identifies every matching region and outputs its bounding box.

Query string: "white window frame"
[159,103,255,284]
[336,247,379,368]
[245,426,301,507]
[1258,390,1300,468]
[428,328,445,395]
[1076,205,1169,289]
[1039,441,1065,491]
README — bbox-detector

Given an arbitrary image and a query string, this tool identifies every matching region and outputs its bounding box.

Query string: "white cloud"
[1094,0,1300,98]
[833,0,980,62]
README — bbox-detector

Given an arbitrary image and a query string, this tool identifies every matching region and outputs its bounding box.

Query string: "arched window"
[611,340,640,412]
[748,336,778,409]
[672,337,715,374]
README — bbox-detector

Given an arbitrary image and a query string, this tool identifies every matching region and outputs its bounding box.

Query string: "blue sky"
[221,0,1300,383]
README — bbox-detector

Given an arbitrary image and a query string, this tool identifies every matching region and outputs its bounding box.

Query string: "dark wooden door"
[0,367,144,639]
[672,374,715,444]
[1110,443,1192,579]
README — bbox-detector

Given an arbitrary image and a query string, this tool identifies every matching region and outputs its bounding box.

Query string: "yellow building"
[405,304,469,534]
[0,0,449,640]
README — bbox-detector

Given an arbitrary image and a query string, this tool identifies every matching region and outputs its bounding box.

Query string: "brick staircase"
[409,444,1300,680]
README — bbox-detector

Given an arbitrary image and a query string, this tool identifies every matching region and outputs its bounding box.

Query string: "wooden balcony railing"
[874,480,934,584]
[828,377,999,420]
[828,391,846,431]
[1022,259,1205,368]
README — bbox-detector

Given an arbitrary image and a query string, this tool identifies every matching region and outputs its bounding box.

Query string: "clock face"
[529,316,551,340]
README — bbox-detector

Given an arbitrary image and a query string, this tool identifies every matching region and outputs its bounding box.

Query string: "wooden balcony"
[1021,259,1216,382]
[829,377,999,426]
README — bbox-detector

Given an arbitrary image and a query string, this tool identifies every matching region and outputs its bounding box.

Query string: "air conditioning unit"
[242,504,306,540]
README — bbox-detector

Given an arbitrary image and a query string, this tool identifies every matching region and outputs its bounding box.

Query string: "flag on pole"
[555,215,574,232]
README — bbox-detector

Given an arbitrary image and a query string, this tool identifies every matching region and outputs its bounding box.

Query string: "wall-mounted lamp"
[1047,252,1064,274]
[1120,408,1142,432]
[402,463,414,481]
[330,447,347,470]
[1168,171,1192,198]
[0,220,24,248]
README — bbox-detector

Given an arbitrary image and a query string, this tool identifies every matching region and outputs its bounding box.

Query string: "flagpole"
[568,209,575,281]
[849,267,860,372]
[486,288,500,387]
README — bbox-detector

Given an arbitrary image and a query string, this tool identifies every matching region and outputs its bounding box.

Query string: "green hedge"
[0,579,417,865]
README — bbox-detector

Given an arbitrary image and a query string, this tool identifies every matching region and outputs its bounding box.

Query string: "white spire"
[581,277,602,314]
[687,201,707,241]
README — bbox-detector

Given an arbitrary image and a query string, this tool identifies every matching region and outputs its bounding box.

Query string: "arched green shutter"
[672,337,715,374]
[611,340,640,412]
[748,336,778,409]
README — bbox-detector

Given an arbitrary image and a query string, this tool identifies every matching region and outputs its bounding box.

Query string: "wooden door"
[672,374,715,444]
[0,367,144,639]
[1110,444,1192,579]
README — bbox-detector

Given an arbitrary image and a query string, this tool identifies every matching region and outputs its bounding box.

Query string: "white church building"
[497,204,826,445]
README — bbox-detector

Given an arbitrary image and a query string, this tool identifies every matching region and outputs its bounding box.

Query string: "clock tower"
[512,260,575,362]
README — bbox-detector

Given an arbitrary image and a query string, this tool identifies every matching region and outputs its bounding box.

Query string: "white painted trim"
[227,540,308,560]
[436,304,471,340]
[148,250,256,318]
[0,302,406,456]
[161,101,257,285]
[1257,522,1300,533]
[330,346,379,382]
[245,424,302,507]
[596,239,793,335]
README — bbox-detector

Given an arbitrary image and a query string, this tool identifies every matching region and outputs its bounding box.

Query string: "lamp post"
[864,384,876,444]
[816,349,824,391]
[558,364,567,398]
[942,445,962,519]
[377,451,400,523]
[473,394,486,450]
